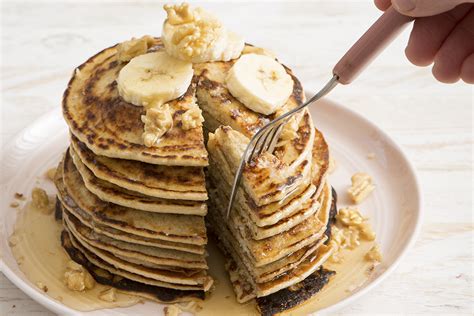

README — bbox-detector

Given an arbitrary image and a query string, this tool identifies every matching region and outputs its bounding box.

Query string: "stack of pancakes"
[195,53,337,312]
[54,38,213,303]
[54,37,338,313]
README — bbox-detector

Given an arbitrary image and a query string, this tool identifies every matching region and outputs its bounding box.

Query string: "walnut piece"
[36,282,48,293]
[328,226,360,263]
[329,208,377,263]
[336,207,376,241]
[181,107,204,130]
[31,187,52,214]
[141,104,174,147]
[365,244,383,263]
[164,3,196,25]
[348,172,375,204]
[10,201,19,208]
[98,288,117,302]
[164,304,182,316]
[117,35,155,62]
[64,260,95,291]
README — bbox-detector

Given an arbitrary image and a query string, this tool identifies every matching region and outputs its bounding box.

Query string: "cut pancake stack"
[195,51,337,310]
[55,33,338,313]
[55,38,213,303]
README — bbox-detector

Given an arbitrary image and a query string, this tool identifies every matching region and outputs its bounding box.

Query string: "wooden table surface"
[1,1,472,315]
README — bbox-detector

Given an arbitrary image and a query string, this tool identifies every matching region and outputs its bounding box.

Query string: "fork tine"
[266,120,286,153]
[249,127,270,162]
[255,126,277,157]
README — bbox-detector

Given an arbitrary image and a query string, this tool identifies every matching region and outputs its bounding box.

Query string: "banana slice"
[116,51,193,108]
[225,54,293,115]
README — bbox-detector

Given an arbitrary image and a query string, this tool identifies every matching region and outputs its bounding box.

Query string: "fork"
[226,7,414,218]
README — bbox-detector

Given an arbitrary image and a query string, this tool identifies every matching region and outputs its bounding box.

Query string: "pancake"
[56,197,205,255]
[216,187,338,301]
[62,209,207,270]
[61,231,206,303]
[63,216,211,287]
[64,228,211,291]
[194,51,305,138]
[63,38,208,166]
[208,183,332,268]
[59,151,208,246]
[208,123,313,207]
[207,127,329,228]
[69,151,206,214]
[70,135,208,201]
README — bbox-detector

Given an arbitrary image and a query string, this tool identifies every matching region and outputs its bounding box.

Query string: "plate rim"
[0,96,423,315]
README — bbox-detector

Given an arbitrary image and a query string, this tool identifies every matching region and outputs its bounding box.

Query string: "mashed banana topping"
[162,3,244,63]
[141,104,174,147]
[181,106,204,130]
[116,35,155,62]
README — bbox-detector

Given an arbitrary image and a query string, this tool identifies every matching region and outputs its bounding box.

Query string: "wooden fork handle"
[333,7,414,85]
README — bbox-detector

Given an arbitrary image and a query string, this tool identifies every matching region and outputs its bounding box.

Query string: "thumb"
[391,0,473,17]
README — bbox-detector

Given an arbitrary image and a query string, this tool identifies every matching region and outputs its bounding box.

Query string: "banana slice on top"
[225,53,294,115]
[117,51,193,108]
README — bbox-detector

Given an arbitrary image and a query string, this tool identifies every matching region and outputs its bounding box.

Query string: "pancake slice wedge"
[63,209,208,270]
[69,142,207,215]
[60,150,208,246]
[61,230,206,303]
[63,229,211,291]
[64,215,211,287]
[70,135,208,201]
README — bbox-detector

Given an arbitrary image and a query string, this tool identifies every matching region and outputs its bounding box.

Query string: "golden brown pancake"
[63,38,208,166]
[58,151,208,246]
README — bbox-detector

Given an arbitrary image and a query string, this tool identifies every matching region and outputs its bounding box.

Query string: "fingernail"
[394,0,416,12]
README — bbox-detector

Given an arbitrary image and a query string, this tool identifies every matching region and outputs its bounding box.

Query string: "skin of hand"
[375,0,474,83]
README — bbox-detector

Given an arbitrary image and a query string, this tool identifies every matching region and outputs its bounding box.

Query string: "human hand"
[375,0,474,83]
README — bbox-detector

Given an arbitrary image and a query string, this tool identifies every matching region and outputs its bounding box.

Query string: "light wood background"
[1,0,472,315]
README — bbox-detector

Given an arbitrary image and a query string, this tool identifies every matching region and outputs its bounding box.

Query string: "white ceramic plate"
[0,97,422,315]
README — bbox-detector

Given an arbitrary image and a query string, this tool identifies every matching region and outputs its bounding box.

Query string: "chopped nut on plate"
[179,301,203,313]
[98,288,117,302]
[10,201,19,208]
[64,260,95,291]
[336,207,376,241]
[365,244,383,263]
[8,234,21,247]
[348,172,375,204]
[36,282,48,293]
[329,207,377,263]
[31,187,53,214]
[14,193,25,200]
[164,304,182,316]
